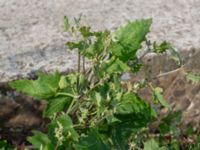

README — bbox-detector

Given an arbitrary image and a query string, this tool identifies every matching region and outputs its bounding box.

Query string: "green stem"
[148,82,154,91]
[67,98,77,114]
[77,51,81,94]
[82,56,86,74]
[55,92,76,98]
[69,76,108,115]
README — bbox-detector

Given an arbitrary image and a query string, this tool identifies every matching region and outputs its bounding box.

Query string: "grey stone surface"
[0,0,200,81]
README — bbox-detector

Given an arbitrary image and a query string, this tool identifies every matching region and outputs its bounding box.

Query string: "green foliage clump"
[7,16,200,150]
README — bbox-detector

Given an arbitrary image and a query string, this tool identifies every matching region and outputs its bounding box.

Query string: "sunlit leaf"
[102,57,130,75]
[111,19,152,62]
[9,72,60,100]
[144,139,166,150]
[59,76,68,89]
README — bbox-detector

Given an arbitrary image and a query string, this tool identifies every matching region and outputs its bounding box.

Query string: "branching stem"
[77,51,81,94]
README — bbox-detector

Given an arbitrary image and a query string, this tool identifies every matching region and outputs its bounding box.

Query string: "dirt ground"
[0,83,48,145]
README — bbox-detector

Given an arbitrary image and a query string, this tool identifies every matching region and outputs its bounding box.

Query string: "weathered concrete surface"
[138,51,200,130]
[0,0,200,81]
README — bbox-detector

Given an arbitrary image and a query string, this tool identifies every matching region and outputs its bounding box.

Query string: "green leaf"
[44,96,72,117]
[106,113,121,125]
[59,75,68,89]
[80,26,94,38]
[144,139,166,150]
[64,16,70,32]
[110,92,156,149]
[65,73,77,85]
[158,111,182,135]
[9,72,60,100]
[58,73,79,89]
[153,41,172,53]
[115,92,154,115]
[153,87,170,109]
[74,14,82,28]
[185,72,200,84]
[27,131,54,150]
[74,129,110,150]
[66,40,86,50]
[48,114,79,145]
[102,57,130,75]
[83,31,110,59]
[0,140,14,150]
[113,75,121,91]
[169,47,182,67]
[111,19,152,61]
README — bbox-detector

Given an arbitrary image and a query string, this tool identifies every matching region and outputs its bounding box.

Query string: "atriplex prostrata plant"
[9,16,178,150]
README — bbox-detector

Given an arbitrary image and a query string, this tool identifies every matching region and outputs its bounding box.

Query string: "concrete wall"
[0,0,200,81]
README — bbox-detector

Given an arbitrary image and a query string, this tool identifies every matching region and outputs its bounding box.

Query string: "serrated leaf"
[74,129,109,150]
[153,87,170,109]
[9,72,60,100]
[111,19,152,62]
[110,92,156,149]
[27,131,54,150]
[144,139,166,150]
[44,96,72,117]
[115,92,152,115]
